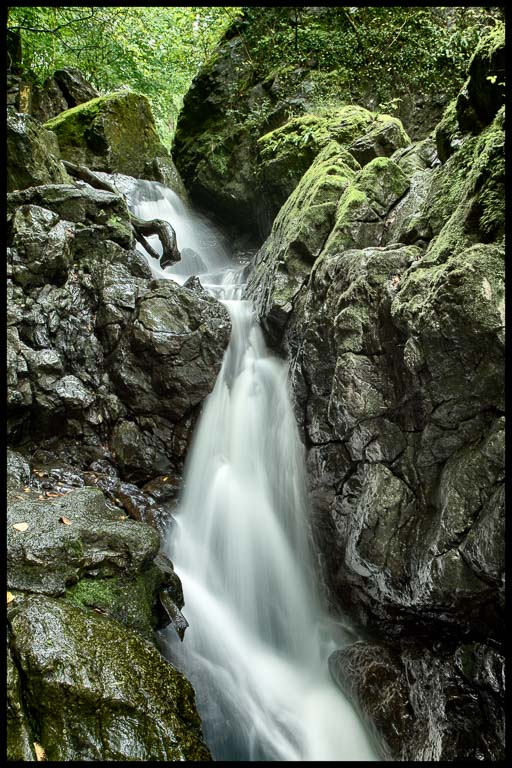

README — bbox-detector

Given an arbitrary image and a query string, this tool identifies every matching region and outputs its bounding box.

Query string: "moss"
[435,98,460,162]
[9,594,212,761]
[65,573,156,642]
[357,157,410,213]
[472,20,505,62]
[468,107,505,239]
[44,91,168,177]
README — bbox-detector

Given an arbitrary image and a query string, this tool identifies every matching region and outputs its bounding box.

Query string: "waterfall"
[125,179,379,762]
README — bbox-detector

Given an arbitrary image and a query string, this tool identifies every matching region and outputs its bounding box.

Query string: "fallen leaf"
[93,607,106,614]
[162,476,169,481]
[60,516,72,525]
[12,522,29,532]
[23,487,31,493]
[47,492,64,498]
[7,592,15,604]
[34,742,46,761]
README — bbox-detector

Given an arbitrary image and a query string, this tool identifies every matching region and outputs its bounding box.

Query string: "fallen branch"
[62,159,181,268]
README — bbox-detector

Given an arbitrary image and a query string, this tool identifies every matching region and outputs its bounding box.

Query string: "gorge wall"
[172,12,505,761]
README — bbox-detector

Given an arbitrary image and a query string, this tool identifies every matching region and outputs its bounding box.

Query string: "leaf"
[162,476,169,481]
[47,492,64,498]
[60,516,72,525]
[23,487,31,493]
[34,742,46,761]
[486,74,497,84]
[12,522,29,532]
[7,592,15,604]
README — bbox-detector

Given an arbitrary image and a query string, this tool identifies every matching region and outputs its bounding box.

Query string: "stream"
[125,179,379,762]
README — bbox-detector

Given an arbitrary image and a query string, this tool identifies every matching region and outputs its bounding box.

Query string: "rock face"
[7,85,228,759]
[244,24,505,761]
[329,641,505,761]
[44,90,171,179]
[7,107,70,192]
[7,179,230,480]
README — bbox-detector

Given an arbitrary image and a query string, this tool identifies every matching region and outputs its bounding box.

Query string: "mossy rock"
[7,593,212,761]
[391,241,505,406]
[7,486,161,595]
[44,90,169,178]
[456,22,505,133]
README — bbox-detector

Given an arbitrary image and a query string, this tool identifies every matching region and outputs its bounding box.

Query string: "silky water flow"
[126,179,379,761]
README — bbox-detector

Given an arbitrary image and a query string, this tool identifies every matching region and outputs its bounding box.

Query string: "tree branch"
[62,160,181,268]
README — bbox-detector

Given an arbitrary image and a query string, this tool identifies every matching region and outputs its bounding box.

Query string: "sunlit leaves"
[8,6,241,146]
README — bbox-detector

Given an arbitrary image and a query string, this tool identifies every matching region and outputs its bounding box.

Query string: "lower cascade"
[128,179,379,761]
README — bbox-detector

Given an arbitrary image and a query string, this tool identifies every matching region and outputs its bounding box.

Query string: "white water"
[125,180,379,761]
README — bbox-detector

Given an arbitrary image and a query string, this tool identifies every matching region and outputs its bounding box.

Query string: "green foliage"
[8,6,241,146]
[237,7,502,112]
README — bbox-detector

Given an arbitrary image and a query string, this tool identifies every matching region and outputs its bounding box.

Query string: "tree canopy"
[7,6,241,146]
[7,6,502,146]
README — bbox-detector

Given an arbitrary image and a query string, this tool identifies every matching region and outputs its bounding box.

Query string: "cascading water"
[124,179,379,761]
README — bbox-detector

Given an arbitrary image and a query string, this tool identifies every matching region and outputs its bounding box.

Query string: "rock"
[108,280,231,423]
[7,643,36,761]
[7,593,212,760]
[53,67,100,107]
[44,90,171,178]
[7,486,160,595]
[7,107,70,191]
[329,640,505,761]
[9,204,74,288]
[455,23,505,133]
[7,449,30,491]
[7,182,134,250]
[30,75,69,123]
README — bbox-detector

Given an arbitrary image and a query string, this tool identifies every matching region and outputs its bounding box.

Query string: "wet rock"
[44,90,171,178]
[7,182,134,250]
[7,486,160,595]
[329,640,505,761]
[108,280,231,423]
[7,643,36,761]
[9,204,74,288]
[7,107,70,191]
[7,593,212,761]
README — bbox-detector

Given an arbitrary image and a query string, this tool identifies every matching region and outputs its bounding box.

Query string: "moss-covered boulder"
[247,146,410,345]
[7,107,70,192]
[44,90,170,178]
[7,486,161,595]
[7,593,212,761]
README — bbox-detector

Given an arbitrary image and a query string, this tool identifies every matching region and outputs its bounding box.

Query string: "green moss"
[473,20,505,62]
[468,107,505,239]
[44,91,168,177]
[65,573,156,642]
[435,98,460,162]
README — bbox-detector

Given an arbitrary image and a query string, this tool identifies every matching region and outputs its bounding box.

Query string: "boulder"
[329,641,504,761]
[7,107,70,191]
[44,90,171,178]
[7,593,211,761]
